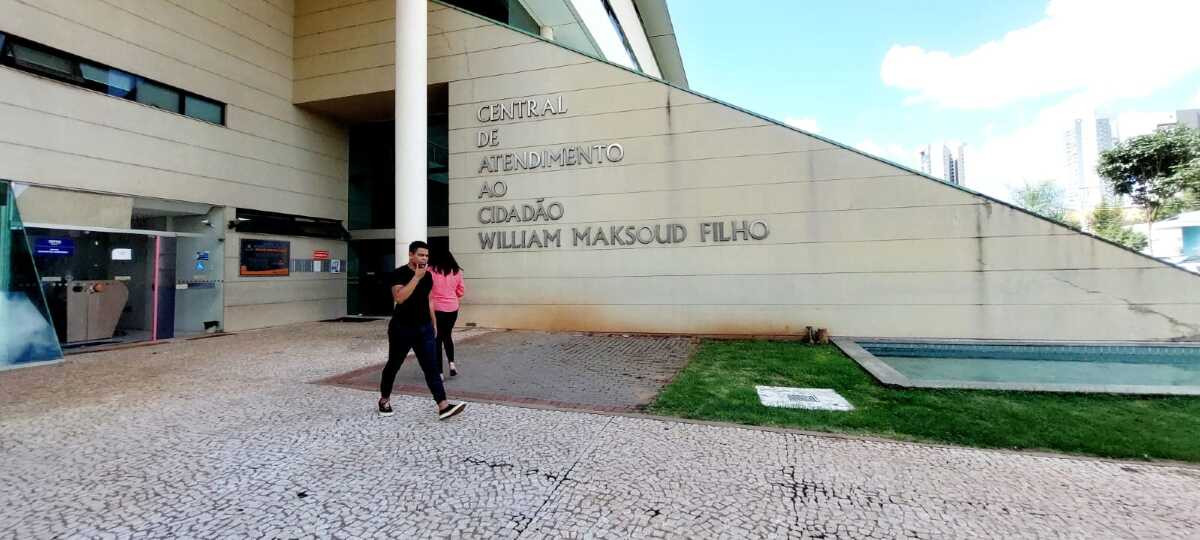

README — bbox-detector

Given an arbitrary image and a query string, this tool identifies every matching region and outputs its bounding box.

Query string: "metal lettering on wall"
[474,95,769,251]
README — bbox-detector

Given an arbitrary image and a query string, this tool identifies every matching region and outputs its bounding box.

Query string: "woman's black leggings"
[435,310,459,370]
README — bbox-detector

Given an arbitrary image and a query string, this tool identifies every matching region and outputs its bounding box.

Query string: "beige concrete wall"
[224,227,347,331]
[443,8,1200,341]
[0,0,350,332]
[295,2,572,103]
[1,0,348,220]
[0,0,347,220]
[14,186,133,229]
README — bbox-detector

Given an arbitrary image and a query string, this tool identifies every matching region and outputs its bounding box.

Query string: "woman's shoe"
[448,362,458,377]
[378,398,394,417]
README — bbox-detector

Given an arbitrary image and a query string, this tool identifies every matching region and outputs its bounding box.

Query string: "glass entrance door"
[348,239,395,316]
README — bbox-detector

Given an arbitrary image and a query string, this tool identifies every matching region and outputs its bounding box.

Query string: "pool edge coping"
[830,337,1200,396]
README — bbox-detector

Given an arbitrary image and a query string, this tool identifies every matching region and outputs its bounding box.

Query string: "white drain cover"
[755,386,854,411]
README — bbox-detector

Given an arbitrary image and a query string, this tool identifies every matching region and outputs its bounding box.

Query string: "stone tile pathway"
[1,321,1197,538]
[321,330,694,411]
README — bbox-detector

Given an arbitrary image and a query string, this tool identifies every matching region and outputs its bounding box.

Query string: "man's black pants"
[380,320,445,403]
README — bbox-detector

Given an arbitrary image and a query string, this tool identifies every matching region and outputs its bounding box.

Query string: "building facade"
[4,0,1200,368]
[918,143,965,186]
[1178,109,1200,130]
[942,143,965,186]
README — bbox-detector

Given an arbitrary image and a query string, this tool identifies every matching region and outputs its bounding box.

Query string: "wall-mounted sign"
[330,259,342,273]
[312,250,329,260]
[111,248,133,261]
[239,239,290,277]
[34,237,74,256]
[195,260,207,272]
[196,251,210,261]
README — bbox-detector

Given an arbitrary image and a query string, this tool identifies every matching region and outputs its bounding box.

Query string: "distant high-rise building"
[1064,119,1087,211]
[958,143,966,185]
[1096,117,1117,153]
[1095,117,1119,200]
[943,144,965,185]
[1177,109,1200,130]
[917,143,965,185]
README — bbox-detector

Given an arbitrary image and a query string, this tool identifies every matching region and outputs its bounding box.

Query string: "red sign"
[312,250,330,260]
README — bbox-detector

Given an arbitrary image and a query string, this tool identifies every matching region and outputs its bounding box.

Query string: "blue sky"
[666,0,1200,201]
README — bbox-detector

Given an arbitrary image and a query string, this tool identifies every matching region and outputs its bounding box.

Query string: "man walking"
[378,240,466,420]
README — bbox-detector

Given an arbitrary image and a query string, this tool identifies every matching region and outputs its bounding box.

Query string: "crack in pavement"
[513,416,615,537]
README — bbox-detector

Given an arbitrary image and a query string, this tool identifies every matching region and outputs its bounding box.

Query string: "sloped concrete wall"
[440,5,1200,341]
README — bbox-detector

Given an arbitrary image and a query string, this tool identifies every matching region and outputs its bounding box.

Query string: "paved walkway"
[1,321,1197,539]
[322,330,694,411]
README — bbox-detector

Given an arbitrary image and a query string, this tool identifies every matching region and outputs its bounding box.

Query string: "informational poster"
[239,239,290,276]
[34,237,74,255]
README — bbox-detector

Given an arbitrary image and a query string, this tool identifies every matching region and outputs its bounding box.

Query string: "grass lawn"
[649,340,1200,463]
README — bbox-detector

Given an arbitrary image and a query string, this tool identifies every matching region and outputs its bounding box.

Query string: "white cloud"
[784,117,820,134]
[1116,110,1177,139]
[880,0,1200,109]
[965,96,1173,202]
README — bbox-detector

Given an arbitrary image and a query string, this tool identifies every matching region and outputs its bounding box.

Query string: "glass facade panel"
[442,0,539,34]
[1,181,63,368]
[81,63,135,97]
[184,95,223,124]
[507,0,540,34]
[136,79,181,113]
[27,229,157,346]
[346,86,449,315]
[347,102,449,230]
[11,42,73,77]
[428,111,450,228]
[347,122,395,231]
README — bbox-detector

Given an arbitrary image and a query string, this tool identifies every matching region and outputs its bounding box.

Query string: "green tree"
[1010,180,1079,227]
[1098,126,1200,254]
[1088,199,1148,252]
[1158,191,1200,221]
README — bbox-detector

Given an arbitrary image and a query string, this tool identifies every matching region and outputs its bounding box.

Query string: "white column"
[395,0,427,258]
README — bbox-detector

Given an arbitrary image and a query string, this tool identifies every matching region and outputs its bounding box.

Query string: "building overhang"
[632,0,688,88]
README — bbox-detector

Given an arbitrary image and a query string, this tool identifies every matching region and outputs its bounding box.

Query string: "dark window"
[440,0,539,35]
[347,85,449,230]
[0,32,225,125]
[80,62,134,98]
[135,79,180,113]
[184,95,223,124]
[232,208,349,240]
[11,42,73,77]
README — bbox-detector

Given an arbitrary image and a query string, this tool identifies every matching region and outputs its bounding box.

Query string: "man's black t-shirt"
[390,265,433,326]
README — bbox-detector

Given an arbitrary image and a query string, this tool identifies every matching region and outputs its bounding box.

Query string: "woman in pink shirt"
[429,250,466,377]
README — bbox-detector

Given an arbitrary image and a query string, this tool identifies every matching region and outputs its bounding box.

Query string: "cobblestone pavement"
[2,321,1198,539]
[322,330,695,411]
